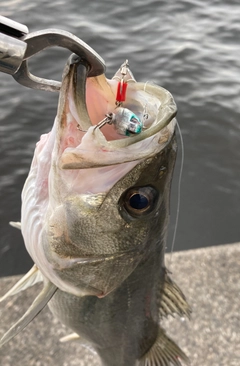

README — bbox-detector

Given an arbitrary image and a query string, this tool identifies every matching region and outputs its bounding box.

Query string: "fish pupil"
[119,185,159,220]
[129,193,149,210]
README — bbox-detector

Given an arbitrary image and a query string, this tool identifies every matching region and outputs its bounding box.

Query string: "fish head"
[21,55,177,298]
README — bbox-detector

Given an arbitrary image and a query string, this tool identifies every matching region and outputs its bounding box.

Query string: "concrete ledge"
[0,243,239,366]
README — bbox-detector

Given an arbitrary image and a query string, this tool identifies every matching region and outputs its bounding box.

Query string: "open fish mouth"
[56,55,177,170]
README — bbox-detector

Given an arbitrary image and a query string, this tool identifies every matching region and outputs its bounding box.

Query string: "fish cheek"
[43,204,83,259]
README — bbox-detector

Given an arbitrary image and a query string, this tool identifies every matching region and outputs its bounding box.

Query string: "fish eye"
[119,186,158,218]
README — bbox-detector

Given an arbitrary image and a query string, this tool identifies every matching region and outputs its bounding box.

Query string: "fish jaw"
[41,245,146,298]
[21,56,177,297]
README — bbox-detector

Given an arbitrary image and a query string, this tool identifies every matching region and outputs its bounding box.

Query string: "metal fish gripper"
[0,15,105,92]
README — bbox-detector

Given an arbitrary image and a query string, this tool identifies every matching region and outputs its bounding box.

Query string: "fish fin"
[0,281,57,347]
[9,221,21,230]
[159,273,191,319]
[60,333,80,343]
[139,327,190,366]
[0,264,43,302]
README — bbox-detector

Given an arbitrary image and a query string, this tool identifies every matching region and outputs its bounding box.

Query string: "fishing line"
[143,80,184,268]
[143,79,184,269]
[168,120,184,270]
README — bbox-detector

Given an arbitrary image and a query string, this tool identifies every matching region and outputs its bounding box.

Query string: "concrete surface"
[0,243,239,366]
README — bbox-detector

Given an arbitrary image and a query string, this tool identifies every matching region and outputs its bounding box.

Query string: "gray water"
[0,0,240,276]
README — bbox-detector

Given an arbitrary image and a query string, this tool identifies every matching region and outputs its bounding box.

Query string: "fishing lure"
[95,108,143,136]
[94,60,146,136]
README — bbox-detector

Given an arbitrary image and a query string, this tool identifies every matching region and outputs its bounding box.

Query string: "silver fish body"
[48,137,177,365]
[1,56,191,365]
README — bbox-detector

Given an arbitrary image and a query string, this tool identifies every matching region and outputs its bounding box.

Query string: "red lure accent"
[116,81,128,102]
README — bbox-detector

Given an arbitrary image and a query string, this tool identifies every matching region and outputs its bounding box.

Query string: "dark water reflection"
[0,0,240,276]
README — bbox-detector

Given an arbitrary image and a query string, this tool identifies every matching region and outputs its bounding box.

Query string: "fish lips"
[52,248,145,298]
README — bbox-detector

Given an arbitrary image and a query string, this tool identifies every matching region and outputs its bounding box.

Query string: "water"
[0,0,240,276]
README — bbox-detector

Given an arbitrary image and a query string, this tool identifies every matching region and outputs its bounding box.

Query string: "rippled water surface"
[0,0,240,276]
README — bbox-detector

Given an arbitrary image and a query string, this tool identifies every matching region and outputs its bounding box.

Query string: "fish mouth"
[57,55,177,170]
[49,247,145,298]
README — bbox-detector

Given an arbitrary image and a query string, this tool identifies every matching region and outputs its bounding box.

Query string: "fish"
[0,55,191,365]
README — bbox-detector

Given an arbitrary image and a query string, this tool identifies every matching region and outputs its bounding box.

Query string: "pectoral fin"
[0,281,57,347]
[0,265,43,302]
[138,327,190,366]
[159,273,191,319]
